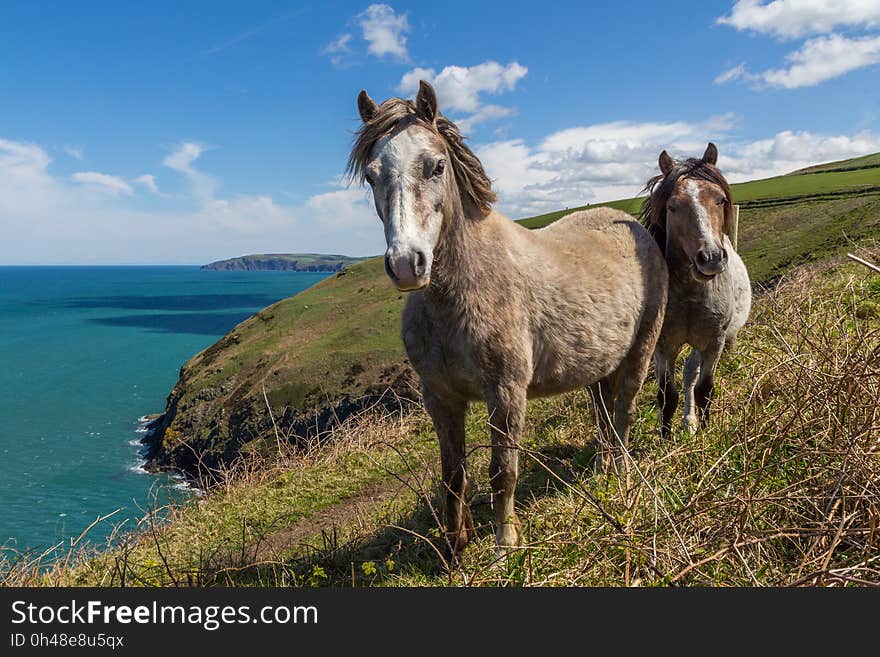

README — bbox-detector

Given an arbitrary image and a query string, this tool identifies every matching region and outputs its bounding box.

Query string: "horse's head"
[645,143,733,282]
[354,82,449,290]
[349,81,495,291]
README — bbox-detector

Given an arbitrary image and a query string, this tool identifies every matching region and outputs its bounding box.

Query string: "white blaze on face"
[378,130,434,249]
[369,126,445,290]
[684,179,720,252]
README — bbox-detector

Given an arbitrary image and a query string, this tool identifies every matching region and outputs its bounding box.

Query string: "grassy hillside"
[9,256,878,586]
[145,153,880,477]
[791,152,880,175]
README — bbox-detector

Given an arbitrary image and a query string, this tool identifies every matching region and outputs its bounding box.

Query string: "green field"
[790,152,880,175]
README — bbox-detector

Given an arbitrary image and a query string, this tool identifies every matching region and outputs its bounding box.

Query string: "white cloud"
[475,117,731,217]
[163,141,216,200]
[322,33,352,54]
[0,138,52,179]
[71,171,134,196]
[0,138,57,218]
[717,3,880,89]
[399,61,527,113]
[163,141,205,175]
[455,105,517,133]
[715,62,749,84]
[357,4,409,61]
[306,186,372,231]
[133,174,160,194]
[63,145,83,160]
[321,33,353,66]
[717,34,880,89]
[720,129,880,180]
[718,0,880,40]
[474,117,880,218]
[761,33,880,88]
[398,61,527,132]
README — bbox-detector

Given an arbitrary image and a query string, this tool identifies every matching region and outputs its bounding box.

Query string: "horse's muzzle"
[385,248,430,291]
[693,248,728,279]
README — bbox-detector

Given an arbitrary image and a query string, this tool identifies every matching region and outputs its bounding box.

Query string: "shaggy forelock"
[347,97,496,214]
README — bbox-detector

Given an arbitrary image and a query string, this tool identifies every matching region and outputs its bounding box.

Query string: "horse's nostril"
[384,254,396,280]
[412,250,427,277]
[696,250,710,265]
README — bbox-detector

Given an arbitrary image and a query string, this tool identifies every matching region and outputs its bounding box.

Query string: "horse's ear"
[357,90,379,123]
[659,150,675,176]
[702,142,718,165]
[416,80,438,124]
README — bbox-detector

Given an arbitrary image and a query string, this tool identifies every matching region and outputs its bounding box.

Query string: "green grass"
[734,167,880,201]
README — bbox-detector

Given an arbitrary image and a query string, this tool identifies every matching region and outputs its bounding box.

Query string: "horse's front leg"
[485,381,527,549]
[422,387,472,560]
[695,339,724,428]
[681,349,702,434]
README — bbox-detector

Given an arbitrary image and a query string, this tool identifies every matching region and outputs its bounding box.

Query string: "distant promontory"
[201,253,369,272]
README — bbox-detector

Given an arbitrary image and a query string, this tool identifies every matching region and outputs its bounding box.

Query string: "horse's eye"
[716,197,726,206]
[667,204,677,213]
[364,173,375,186]
[432,159,446,178]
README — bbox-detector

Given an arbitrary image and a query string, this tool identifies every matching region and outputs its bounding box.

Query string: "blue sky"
[1,1,879,264]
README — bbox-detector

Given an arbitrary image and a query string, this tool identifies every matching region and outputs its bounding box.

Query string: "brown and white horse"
[641,144,751,437]
[349,81,667,559]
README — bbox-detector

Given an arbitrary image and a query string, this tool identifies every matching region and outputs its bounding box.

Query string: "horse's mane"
[346,97,496,214]
[639,158,734,255]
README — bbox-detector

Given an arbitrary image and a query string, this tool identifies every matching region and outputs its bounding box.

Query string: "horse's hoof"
[683,416,698,435]
[494,519,521,549]
[493,545,511,560]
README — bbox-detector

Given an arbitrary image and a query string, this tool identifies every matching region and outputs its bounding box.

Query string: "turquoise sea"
[0,266,329,553]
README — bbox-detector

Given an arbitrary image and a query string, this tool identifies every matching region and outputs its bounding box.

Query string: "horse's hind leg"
[654,342,682,440]
[610,320,666,470]
[682,349,702,434]
[589,375,616,472]
[422,387,472,560]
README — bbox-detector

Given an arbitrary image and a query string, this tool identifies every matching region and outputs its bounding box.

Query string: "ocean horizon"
[0,265,329,552]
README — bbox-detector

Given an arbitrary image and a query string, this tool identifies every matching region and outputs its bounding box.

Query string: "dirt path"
[253,468,433,561]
